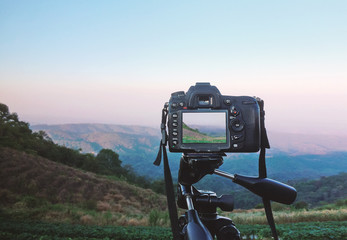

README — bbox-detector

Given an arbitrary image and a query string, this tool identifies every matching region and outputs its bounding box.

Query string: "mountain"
[31,124,160,155]
[31,124,347,155]
[30,124,347,184]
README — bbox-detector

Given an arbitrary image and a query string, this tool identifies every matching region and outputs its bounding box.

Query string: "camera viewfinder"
[198,95,213,106]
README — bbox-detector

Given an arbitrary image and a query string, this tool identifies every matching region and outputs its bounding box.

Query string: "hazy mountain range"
[31,123,347,186]
[31,123,347,154]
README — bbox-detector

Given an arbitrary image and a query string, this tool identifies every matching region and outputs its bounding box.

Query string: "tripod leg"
[178,184,213,240]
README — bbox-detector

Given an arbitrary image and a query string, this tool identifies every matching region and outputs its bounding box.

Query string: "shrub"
[294,201,309,210]
[149,209,160,226]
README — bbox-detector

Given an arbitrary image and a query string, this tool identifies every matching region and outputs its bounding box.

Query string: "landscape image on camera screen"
[182,112,227,144]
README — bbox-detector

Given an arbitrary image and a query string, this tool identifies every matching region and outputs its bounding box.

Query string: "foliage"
[289,172,347,208]
[0,219,172,240]
[148,209,169,226]
[238,221,347,240]
[0,219,346,240]
[96,149,123,175]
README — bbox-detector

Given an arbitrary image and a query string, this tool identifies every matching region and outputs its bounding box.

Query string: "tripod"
[153,102,297,240]
[176,153,241,240]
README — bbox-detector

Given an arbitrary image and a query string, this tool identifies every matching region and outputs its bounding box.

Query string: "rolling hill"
[0,147,167,225]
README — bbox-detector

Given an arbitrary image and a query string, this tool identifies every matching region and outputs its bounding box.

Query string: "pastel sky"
[1,1,346,135]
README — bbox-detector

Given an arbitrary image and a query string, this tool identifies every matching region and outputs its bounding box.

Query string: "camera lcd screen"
[182,112,227,144]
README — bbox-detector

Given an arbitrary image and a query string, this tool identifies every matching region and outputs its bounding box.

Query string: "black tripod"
[173,152,297,240]
[177,153,241,240]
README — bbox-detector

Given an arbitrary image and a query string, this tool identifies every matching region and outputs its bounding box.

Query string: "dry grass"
[225,208,347,225]
[0,147,167,226]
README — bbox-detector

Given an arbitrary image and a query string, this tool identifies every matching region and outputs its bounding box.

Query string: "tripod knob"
[196,194,234,212]
[216,224,241,240]
[217,195,234,211]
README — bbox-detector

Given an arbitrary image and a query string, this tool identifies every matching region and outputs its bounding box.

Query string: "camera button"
[179,102,184,107]
[172,113,178,118]
[224,99,232,105]
[233,134,242,140]
[173,122,178,127]
[172,102,178,108]
[172,132,178,136]
[231,109,239,117]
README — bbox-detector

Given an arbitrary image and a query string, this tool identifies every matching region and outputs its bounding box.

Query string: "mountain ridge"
[31,123,347,155]
[30,123,347,185]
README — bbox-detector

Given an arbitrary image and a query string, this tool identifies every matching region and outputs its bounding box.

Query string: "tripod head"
[178,153,297,205]
[175,153,297,240]
[178,153,224,186]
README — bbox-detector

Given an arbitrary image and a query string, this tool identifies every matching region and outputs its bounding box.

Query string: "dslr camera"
[168,82,261,153]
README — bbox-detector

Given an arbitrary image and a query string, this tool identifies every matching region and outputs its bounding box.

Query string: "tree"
[96,149,122,175]
[0,103,18,123]
[0,103,32,149]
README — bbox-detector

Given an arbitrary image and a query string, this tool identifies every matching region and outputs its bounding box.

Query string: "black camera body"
[168,82,261,153]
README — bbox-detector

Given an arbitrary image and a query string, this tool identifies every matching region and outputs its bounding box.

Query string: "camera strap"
[153,103,180,240]
[258,99,279,240]
[258,98,270,178]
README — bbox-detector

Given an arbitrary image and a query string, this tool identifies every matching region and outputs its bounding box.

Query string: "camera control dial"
[231,119,245,132]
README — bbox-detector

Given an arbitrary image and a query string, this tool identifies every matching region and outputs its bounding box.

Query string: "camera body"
[167,83,261,153]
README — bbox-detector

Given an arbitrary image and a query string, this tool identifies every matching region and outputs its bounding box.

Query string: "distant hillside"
[0,147,167,225]
[31,123,160,155]
[31,124,347,156]
[31,124,347,183]
[31,124,161,177]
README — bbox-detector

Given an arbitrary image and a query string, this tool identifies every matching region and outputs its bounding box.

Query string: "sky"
[1,0,346,135]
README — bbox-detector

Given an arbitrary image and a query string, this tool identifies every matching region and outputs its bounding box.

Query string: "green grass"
[2,200,347,239]
[0,219,346,240]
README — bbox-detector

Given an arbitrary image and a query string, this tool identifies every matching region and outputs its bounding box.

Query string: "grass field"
[226,207,347,225]
[1,219,346,240]
[1,199,346,239]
